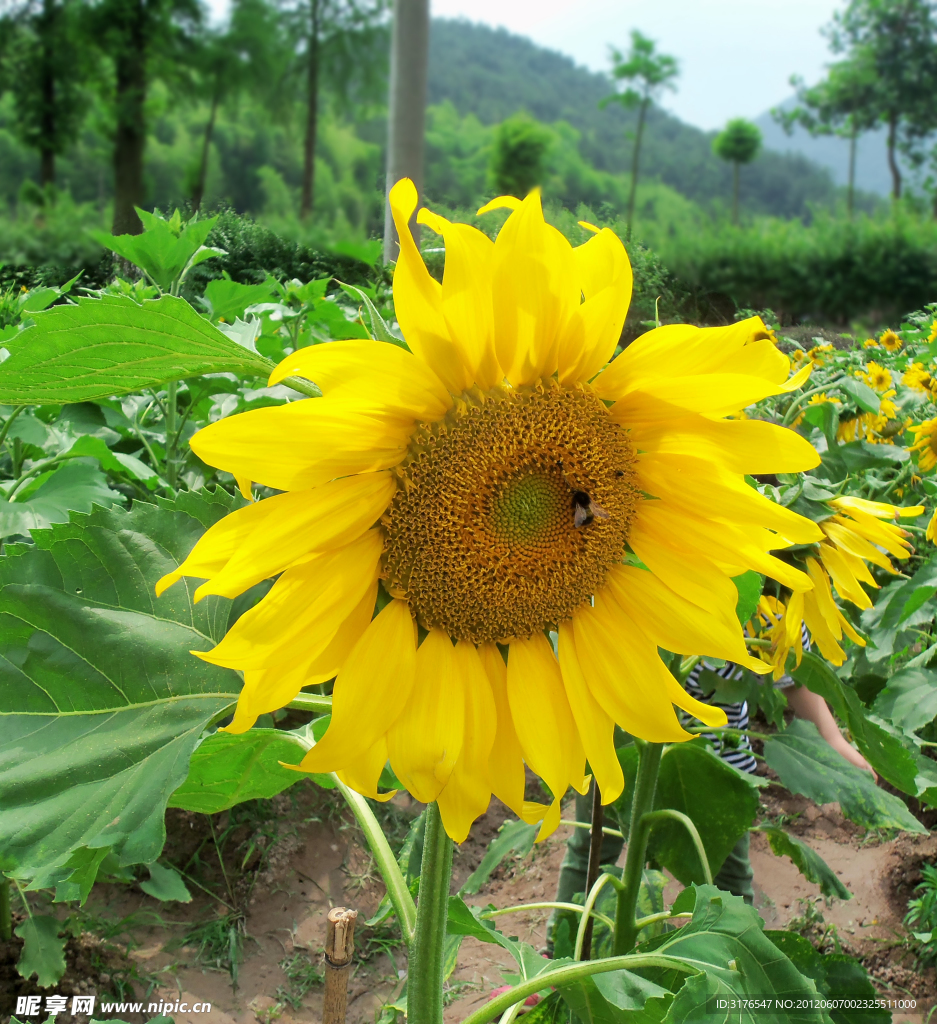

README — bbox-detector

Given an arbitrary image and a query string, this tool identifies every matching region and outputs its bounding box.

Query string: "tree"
[188,0,293,212]
[825,0,937,201]
[602,30,678,241]
[383,0,429,262]
[774,55,880,218]
[713,118,762,225]
[0,0,88,189]
[86,0,202,234]
[489,112,553,198]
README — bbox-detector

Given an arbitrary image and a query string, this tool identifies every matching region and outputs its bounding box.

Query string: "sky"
[206,0,845,131]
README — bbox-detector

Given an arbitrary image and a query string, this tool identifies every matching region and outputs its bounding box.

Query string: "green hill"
[427,19,871,221]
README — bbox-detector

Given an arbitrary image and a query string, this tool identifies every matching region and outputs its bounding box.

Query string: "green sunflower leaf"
[752,824,851,901]
[0,294,273,405]
[0,490,246,884]
[140,862,192,903]
[763,719,925,833]
[15,915,67,987]
[871,665,937,734]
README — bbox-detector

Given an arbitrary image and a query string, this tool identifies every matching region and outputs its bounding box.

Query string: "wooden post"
[322,906,358,1024]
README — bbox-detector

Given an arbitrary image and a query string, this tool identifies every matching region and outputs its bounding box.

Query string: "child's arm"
[783,684,877,778]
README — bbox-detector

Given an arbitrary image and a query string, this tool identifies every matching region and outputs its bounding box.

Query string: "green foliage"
[490,113,554,199]
[611,741,761,886]
[460,818,538,896]
[0,493,245,884]
[871,666,937,733]
[753,825,851,901]
[168,726,333,814]
[140,862,192,903]
[0,293,273,404]
[764,719,925,833]
[713,120,763,167]
[904,863,937,965]
[14,914,67,987]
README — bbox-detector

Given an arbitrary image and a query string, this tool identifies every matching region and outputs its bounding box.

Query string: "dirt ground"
[2,778,935,1024]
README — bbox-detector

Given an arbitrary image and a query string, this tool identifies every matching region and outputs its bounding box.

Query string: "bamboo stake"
[323,906,357,1024]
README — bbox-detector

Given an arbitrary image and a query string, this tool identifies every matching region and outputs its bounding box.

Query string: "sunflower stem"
[613,740,663,956]
[0,876,11,941]
[408,800,453,1024]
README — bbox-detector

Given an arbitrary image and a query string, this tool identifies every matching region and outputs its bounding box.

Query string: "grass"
[276,951,325,1009]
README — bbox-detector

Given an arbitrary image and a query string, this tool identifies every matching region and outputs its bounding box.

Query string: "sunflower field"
[1,194,936,1024]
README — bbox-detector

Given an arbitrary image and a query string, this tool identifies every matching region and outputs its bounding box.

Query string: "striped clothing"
[681,627,811,774]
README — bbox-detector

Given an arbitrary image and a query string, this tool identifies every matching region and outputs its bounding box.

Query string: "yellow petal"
[477,196,521,214]
[389,178,472,393]
[418,209,502,390]
[604,565,767,674]
[831,495,924,519]
[557,621,624,804]
[388,629,465,803]
[506,633,585,805]
[269,339,452,421]
[637,453,823,545]
[195,530,383,670]
[223,580,376,734]
[297,599,416,773]
[627,415,821,475]
[190,397,410,492]
[593,317,773,400]
[491,191,579,385]
[178,474,395,602]
[571,601,694,741]
[818,542,872,609]
[437,641,497,842]
[335,737,397,802]
[479,642,533,819]
[801,589,846,665]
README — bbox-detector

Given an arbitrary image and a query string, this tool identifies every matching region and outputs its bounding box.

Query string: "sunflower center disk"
[381,382,640,644]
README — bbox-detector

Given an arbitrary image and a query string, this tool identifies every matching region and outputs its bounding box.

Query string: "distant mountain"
[755,101,894,197]
[427,19,872,220]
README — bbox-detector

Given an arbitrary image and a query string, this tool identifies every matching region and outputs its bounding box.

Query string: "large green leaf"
[766,932,887,1024]
[15,915,66,987]
[200,274,279,323]
[0,460,125,539]
[636,886,827,1023]
[871,666,937,733]
[0,295,273,404]
[611,742,760,886]
[753,825,851,901]
[168,725,332,814]
[92,211,222,293]
[0,491,246,880]
[791,652,920,796]
[763,720,925,833]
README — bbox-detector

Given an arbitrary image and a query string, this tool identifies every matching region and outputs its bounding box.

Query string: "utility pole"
[382,0,429,264]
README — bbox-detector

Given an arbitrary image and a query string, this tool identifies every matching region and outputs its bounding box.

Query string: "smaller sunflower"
[880,329,903,352]
[860,361,892,392]
[928,321,937,344]
[903,362,933,393]
[863,337,879,349]
[928,508,937,544]
[753,496,922,674]
[910,418,937,471]
[806,343,834,368]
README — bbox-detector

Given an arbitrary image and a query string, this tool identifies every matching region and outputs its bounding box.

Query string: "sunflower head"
[880,329,903,352]
[861,361,892,392]
[156,181,824,841]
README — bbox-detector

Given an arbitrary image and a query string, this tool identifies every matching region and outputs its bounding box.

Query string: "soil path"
[4,783,934,1024]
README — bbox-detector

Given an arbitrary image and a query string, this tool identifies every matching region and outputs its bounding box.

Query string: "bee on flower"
[880,329,903,352]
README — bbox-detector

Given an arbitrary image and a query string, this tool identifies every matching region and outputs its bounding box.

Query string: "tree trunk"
[38,0,56,188]
[383,0,430,263]
[111,0,147,235]
[886,112,902,202]
[847,128,857,219]
[732,161,739,225]
[300,0,320,220]
[624,96,648,242]
[192,88,220,213]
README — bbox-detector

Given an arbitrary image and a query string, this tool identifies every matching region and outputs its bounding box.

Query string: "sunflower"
[157,182,821,842]
[880,329,903,352]
[860,361,892,392]
[806,344,834,368]
[903,362,933,393]
[928,508,937,544]
[911,418,937,471]
[754,496,922,674]
[928,321,937,344]
[863,337,879,349]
